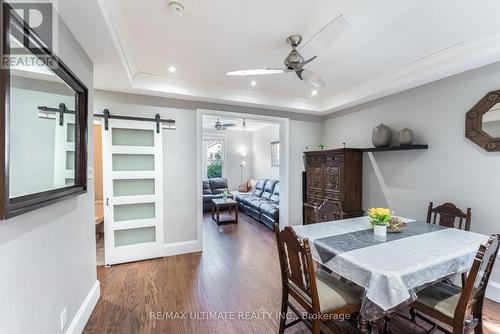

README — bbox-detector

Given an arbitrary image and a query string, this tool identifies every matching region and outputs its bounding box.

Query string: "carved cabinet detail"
[303,149,363,224]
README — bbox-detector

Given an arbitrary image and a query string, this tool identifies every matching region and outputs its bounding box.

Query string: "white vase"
[373,225,387,237]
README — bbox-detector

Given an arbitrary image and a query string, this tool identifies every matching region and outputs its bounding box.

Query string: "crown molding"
[319,27,500,115]
[131,71,322,114]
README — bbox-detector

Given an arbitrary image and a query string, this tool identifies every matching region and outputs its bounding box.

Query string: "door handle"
[106,198,109,206]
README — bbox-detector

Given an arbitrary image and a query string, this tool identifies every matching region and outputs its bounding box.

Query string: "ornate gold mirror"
[466,91,500,152]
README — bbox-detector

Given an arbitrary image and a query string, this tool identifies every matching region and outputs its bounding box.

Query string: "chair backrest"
[426,202,471,231]
[252,179,267,197]
[274,224,319,312]
[455,234,500,320]
[314,200,343,223]
[209,178,228,194]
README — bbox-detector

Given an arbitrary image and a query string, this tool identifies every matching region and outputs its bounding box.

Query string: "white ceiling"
[202,115,273,132]
[59,0,500,115]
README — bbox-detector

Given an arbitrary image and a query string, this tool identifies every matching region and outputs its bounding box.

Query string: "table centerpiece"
[368,207,392,237]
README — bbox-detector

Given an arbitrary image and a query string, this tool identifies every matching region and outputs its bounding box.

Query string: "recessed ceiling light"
[311,89,318,97]
[168,66,177,73]
[250,80,257,87]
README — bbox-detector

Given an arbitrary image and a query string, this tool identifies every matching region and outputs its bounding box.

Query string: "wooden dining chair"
[426,202,472,231]
[306,200,344,224]
[273,224,363,334]
[410,234,500,334]
[427,202,473,287]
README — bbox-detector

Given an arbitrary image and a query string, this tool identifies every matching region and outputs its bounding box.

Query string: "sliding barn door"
[102,119,164,265]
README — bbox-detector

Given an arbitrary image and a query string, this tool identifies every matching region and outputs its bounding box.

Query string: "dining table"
[291,216,489,323]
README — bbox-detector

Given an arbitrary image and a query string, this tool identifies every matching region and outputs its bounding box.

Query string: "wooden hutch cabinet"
[303,149,363,224]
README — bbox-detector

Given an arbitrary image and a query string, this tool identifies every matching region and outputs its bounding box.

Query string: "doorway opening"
[93,118,165,266]
[197,109,289,247]
[93,123,105,266]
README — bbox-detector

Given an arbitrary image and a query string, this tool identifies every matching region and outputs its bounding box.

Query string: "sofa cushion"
[203,180,212,195]
[262,180,278,200]
[270,182,279,203]
[210,178,228,194]
[259,202,279,220]
[250,198,267,208]
[241,196,266,209]
[235,193,249,202]
[241,195,258,207]
[252,179,267,197]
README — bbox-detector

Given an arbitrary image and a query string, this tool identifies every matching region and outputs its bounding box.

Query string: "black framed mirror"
[0,1,88,218]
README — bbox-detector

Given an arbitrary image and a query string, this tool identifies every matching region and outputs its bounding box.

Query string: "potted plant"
[368,207,392,237]
[318,144,325,150]
[223,190,229,200]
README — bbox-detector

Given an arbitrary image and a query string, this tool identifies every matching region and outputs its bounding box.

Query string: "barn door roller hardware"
[37,103,75,126]
[94,109,176,133]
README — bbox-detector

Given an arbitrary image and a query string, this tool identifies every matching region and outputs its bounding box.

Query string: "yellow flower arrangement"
[367,207,392,227]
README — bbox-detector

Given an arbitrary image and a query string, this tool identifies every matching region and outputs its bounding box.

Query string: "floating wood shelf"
[360,144,429,152]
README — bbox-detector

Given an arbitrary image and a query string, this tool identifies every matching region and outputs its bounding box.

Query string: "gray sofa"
[235,179,279,229]
[202,178,232,211]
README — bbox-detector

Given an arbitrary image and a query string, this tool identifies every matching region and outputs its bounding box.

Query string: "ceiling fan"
[215,118,236,131]
[226,15,348,88]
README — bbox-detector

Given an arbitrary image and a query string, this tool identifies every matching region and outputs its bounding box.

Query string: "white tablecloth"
[292,217,488,315]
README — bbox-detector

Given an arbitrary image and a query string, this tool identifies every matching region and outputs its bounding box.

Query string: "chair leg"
[383,315,390,334]
[473,308,483,334]
[359,316,369,334]
[409,308,417,323]
[278,296,288,334]
[312,319,321,334]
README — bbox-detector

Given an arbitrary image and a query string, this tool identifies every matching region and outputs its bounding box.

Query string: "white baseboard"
[486,280,500,303]
[65,280,100,334]
[164,239,202,257]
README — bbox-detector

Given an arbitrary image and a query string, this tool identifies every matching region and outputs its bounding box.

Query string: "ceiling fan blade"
[297,69,327,88]
[300,14,348,56]
[298,56,317,68]
[223,123,236,127]
[226,68,288,76]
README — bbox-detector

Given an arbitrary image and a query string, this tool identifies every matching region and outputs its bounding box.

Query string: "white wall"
[203,129,254,190]
[0,16,97,334]
[95,90,323,241]
[289,120,323,226]
[252,124,280,180]
[322,60,500,301]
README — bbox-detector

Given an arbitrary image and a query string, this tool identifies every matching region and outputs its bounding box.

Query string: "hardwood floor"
[84,212,500,334]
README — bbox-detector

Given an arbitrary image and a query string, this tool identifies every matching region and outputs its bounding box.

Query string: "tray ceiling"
[59,0,500,115]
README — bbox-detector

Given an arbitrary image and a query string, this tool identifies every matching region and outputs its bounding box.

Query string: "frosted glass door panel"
[114,202,155,222]
[66,151,75,169]
[112,154,154,171]
[113,179,155,196]
[112,128,154,147]
[66,123,75,142]
[114,227,156,247]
